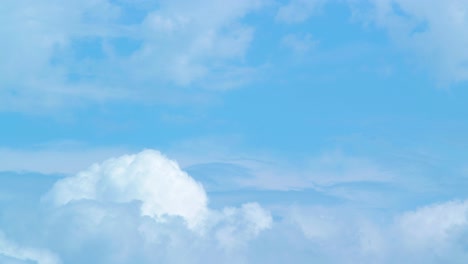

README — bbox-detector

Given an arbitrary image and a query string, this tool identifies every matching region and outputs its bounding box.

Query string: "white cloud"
[3,149,271,263]
[0,232,61,264]
[276,0,468,84]
[3,149,468,262]
[279,200,468,262]
[0,0,124,111]
[358,0,468,85]
[133,0,263,87]
[234,150,394,192]
[164,137,395,191]
[45,149,209,228]
[287,205,386,254]
[4,144,468,263]
[43,149,273,241]
[396,200,468,250]
[289,206,343,241]
[214,203,272,249]
[0,0,265,112]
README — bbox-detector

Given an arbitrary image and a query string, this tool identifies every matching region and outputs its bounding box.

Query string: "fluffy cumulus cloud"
[2,149,468,263]
[0,149,272,263]
[0,0,264,111]
[45,150,208,228]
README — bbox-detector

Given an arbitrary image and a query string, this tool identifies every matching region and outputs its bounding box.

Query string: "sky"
[2,0,468,263]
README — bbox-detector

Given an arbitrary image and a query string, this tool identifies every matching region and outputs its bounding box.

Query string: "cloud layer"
[13,149,272,263]
[1,149,468,263]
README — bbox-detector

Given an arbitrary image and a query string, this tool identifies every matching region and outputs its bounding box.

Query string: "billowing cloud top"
[2,149,468,263]
[45,149,208,227]
[0,150,274,263]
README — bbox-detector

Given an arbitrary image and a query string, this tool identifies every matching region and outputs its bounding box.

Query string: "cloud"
[40,150,272,259]
[163,137,403,206]
[0,0,264,112]
[206,203,273,251]
[45,149,209,228]
[275,0,468,85]
[0,232,60,264]
[1,149,468,262]
[273,200,468,263]
[276,0,325,24]
[133,0,264,87]
[0,149,272,263]
[0,0,124,111]
[281,205,388,262]
[396,200,468,250]
[234,150,394,192]
[355,0,468,85]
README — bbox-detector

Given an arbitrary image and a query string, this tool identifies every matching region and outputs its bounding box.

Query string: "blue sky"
[2,0,468,263]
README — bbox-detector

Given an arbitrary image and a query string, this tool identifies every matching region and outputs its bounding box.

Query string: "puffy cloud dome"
[46,149,208,227]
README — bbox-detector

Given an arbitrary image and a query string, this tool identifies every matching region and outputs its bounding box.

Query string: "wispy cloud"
[0,0,265,112]
[352,0,468,85]
[276,0,326,24]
